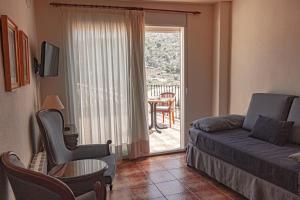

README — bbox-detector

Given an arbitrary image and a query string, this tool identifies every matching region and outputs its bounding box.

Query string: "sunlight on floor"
[149,114,181,153]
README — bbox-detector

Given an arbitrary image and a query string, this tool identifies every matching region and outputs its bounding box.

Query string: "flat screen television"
[40,41,59,77]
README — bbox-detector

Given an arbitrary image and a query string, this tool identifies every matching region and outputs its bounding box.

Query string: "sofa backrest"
[287,98,300,144]
[243,93,296,130]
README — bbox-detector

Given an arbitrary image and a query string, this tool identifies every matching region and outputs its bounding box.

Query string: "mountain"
[145,31,181,86]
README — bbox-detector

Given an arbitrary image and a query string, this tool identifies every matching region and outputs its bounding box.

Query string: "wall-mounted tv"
[40,41,59,77]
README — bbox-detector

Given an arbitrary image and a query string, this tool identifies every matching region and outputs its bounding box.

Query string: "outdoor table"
[148,97,170,133]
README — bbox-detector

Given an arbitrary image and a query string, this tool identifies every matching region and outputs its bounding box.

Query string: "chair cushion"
[243,93,296,130]
[250,115,294,146]
[288,98,300,144]
[156,106,170,111]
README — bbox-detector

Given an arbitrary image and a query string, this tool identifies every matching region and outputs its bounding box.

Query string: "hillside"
[145,31,181,86]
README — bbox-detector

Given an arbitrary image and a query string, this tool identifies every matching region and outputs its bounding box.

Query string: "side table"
[64,124,79,150]
[48,159,108,198]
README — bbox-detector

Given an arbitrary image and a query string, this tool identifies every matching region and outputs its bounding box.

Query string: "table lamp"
[42,95,64,110]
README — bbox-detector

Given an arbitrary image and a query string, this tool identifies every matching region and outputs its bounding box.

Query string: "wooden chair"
[156,92,176,128]
[0,151,105,200]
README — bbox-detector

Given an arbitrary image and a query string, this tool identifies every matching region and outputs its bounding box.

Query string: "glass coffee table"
[49,159,108,197]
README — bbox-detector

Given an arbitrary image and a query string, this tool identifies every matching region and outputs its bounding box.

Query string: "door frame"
[145,25,186,154]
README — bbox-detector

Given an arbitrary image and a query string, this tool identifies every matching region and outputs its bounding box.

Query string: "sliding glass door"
[145,26,185,154]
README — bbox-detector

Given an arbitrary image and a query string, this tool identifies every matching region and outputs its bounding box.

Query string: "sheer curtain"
[62,8,149,159]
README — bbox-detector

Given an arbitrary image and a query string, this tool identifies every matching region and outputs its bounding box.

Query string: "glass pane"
[23,39,27,80]
[8,28,17,84]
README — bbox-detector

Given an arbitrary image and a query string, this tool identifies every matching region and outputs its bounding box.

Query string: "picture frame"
[1,15,20,91]
[18,30,30,85]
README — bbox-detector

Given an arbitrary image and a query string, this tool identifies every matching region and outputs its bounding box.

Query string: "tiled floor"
[108,153,246,200]
[149,113,181,153]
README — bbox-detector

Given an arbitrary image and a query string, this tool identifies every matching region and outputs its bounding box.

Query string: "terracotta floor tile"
[168,167,197,179]
[162,159,185,169]
[165,191,200,200]
[130,185,163,200]
[138,162,165,172]
[118,161,138,169]
[147,170,176,183]
[166,153,186,160]
[156,180,187,196]
[118,168,145,177]
[184,180,215,193]
[195,189,230,200]
[151,197,167,200]
[179,174,208,184]
[113,176,130,190]
[127,173,153,187]
[111,153,244,200]
[107,189,133,200]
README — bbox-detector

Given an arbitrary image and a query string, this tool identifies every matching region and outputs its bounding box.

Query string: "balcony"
[147,84,181,153]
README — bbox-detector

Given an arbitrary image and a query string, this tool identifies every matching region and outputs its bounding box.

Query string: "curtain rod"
[49,2,201,15]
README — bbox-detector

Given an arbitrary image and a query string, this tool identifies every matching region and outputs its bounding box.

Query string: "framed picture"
[1,15,20,91]
[18,30,30,85]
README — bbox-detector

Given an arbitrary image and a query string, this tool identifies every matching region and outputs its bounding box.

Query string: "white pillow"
[288,152,300,162]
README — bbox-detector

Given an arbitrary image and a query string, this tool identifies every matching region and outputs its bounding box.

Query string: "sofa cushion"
[250,115,294,146]
[192,115,244,132]
[243,93,296,130]
[288,98,300,144]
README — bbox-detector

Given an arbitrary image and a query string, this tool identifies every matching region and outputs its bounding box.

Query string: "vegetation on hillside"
[145,31,181,85]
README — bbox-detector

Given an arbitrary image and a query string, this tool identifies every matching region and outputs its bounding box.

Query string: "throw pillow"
[192,115,245,132]
[250,115,294,146]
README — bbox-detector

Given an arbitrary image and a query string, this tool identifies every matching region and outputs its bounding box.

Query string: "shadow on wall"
[30,114,42,154]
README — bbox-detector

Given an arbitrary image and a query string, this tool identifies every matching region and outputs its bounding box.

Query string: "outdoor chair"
[156,92,176,128]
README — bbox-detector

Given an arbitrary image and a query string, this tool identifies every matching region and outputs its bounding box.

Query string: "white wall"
[0,0,39,199]
[230,0,300,114]
[35,0,215,141]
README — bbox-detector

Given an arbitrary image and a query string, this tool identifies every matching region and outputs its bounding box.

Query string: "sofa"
[187,93,300,200]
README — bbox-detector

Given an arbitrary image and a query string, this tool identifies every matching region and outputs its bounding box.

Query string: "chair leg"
[162,113,164,123]
[172,112,175,124]
[169,111,172,128]
[110,184,113,191]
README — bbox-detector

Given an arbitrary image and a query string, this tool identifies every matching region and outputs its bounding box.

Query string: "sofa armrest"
[72,140,112,160]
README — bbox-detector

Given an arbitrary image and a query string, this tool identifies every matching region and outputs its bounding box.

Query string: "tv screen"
[40,41,59,77]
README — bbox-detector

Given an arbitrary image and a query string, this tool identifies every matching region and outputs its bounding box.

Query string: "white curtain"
[62,8,149,159]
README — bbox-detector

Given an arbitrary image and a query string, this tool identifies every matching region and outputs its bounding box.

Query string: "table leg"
[149,103,154,130]
[149,102,159,134]
[153,103,162,134]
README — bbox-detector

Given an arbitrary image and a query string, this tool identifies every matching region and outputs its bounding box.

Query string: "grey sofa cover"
[187,145,300,200]
[288,98,300,144]
[189,127,300,194]
[243,93,296,130]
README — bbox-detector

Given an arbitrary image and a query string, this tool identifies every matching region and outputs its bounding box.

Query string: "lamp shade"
[42,95,64,110]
